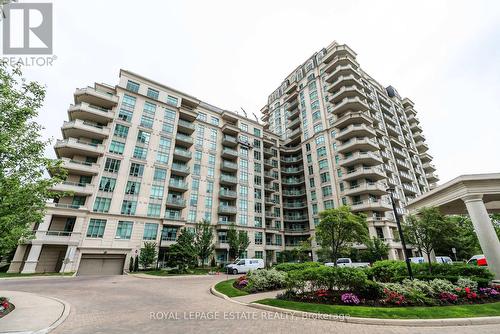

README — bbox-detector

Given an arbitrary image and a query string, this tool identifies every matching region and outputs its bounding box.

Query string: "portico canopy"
[406,173,500,280]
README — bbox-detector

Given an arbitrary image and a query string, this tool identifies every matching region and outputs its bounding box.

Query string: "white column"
[60,245,77,273]
[21,244,43,274]
[463,194,500,280]
[7,245,28,273]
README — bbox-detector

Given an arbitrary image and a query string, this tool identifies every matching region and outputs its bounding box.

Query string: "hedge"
[274,262,322,272]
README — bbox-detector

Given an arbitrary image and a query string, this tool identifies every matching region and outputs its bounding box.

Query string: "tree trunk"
[426,251,432,274]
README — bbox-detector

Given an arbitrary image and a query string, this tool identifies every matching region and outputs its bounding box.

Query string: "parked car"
[226,258,265,274]
[409,256,425,264]
[435,256,453,264]
[325,258,370,268]
[467,254,487,266]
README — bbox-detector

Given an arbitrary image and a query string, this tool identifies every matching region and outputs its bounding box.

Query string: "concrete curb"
[0,292,71,334]
[0,275,75,281]
[209,283,500,327]
[129,273,217,280]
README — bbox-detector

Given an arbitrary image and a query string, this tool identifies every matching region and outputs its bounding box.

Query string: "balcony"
[342,166,386,181]
[280,155,302,164]
[177,119,195,134]
[392,147,407,159]
[426,173,439,183]
[222,135,238,148]
[413,132,425,142]
[282,201,307,209]
[288,117,301,130]
[330,97,368,116]
[399,171,414,182]
[283,215,309,222]
[51,181,95,196]
[284,81,297,95]
[218,205,237,215]
[74,87,118,109]
[221,123,239,136]
[221,147,238,159]
[322,44,357,64]
[54,138,105,158]
[342,182,387,196]
[62,119,110,140]
[221,160,238,172]
[333,111,372,129]
[163,211,186,224]
[282,189,306,197]
[288,127,302,140]
[170,163,190,176]
[336,123,376,141]
[395,159,411,171]
[264,171,279,180]
[263,158,278,169]
[284,228,309,235]
[402,183,419,195]
[68,102,114,124]
[220,174,237,185]
[329,85,365,105]
[58,158,99,176]
[339,152,383,167]
[415,141,429,153]
[173,148,192,161]
[264,183,277,193]
[282,177,305,185]
[420,152,433,163]
[179,106,198,122]
[175,133,193,147]
[32,230,82,245]
[168,179,188,192]
[264,197,278,205]
[337,137,379,153]
[350,199,392,212]
[327,74,363,94]
[281,166,304,174]
[165,197,186,208]
[265,211,278,219]
[422,162,436,172]
[386,124,401,137]
[325,64,360,84]
[219,189,237,200]
[284,90,299,104]
[263,148,274,158]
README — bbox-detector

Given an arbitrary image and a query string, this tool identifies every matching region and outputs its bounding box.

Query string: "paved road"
[1,275,499,334]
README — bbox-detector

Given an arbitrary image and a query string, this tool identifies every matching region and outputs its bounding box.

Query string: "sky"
[13,0,500,184]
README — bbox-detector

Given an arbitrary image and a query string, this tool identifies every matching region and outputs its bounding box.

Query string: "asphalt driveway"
[1,274,499,334]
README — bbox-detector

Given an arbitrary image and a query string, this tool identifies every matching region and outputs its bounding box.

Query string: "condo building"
[8,41,438,275]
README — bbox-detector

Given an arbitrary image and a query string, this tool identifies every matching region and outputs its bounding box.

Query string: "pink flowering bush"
[341,293,360,305]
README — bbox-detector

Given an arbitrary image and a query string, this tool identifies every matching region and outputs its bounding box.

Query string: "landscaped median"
[210,261,500,325]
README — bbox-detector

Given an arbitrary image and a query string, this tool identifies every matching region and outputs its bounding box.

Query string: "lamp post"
[387,187,413,280]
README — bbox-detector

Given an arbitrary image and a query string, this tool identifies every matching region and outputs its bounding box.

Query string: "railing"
[166,197,186,206]
[222,161,238,169]
[176,133,193,143]
[220,174,237,183]
[222,148,238,156]
[171,163,190,173]
[177,119,195,130]
[169,180,188,189]
[173,148,192,158]
[219,205,237,213]
[223,135,237,143]
[219,189,237,197]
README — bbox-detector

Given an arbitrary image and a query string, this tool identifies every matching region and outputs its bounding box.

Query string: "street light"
[386,187,414,280]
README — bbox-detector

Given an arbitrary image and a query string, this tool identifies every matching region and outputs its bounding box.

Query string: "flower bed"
[279,266,500,307]
[233,269,287,293]
[0,297,14,318]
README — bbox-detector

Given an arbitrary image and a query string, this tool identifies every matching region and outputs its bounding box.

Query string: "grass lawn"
[139,268,214,276]
[0,272,74,278]
[214,279,249,297]
[255,299,500,319]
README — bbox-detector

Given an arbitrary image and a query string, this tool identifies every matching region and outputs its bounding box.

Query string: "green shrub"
[457,277,478,291]
[274,262,322,272]
[286,266,367,293]
[358,279,384,299]
[246,269,287,293]
[367,260,408,282]
[429,278,457,294]
[402,279,434,296]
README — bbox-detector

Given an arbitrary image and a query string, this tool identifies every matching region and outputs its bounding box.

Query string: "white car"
[435,256,453,264]
[409,257,425,264]
[226,258,264,274]
[325,258,370,267]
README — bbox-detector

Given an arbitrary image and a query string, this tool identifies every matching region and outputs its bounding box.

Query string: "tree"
[194,219,214,268]
[133,255,139,272]
[0,63,65,259]
[364,236,390,263]
[128,256,134,272]
[139,242,158,270]
[165,228,197,271]
[227,223,250,261]
[315,206,368,265]
[403,207,456,273]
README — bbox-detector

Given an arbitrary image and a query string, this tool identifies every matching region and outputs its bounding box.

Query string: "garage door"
[77,254,125,275]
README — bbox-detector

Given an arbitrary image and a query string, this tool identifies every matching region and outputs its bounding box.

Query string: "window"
[133,146,147,160]
[122,94,136,108]
[255,232,263,245]
[206,181,214,193]
[116,221,133,239]
[86,219,106,238]
[118,108,133,122]
[154,168,167,181]
[317,147,327,157]
[140,115,154,129]
[240,123,248,132]
[311,190,317,201]
[93,197,111,212]
[159,136,171,150]
[193,164,201,176]
[121,200,137,215]
[99,177,116,192]
[312,111,321,122]
[129,163,144,177]
[150,185,164,199]
[319,159,328,170]
[320,172,330,183]
[254,151,261,160]
[166,95,178,106]
[147,203,161,217]
[315,135,325,146]
[137,130,151,144]
[164,108,176,122]
[324,200,334,209]
[104,158,121,173]
[126,80,139,92]
[309,178,315,187]
[162,227,178,241]
[314,123,323,133]
[253,128,261,137]
[156,152,169,164]
[255,251,263,259]
[253,139,261,148]
[162,123,173,134]
[143,101,156,115]
[208,154,216,165]
[207,167,214,178]
[322,186,333,197]
[254,217,262,227]
[114,124,129,138]
[143,223,158,240]
[125,181,141,195]
[211,116,219,126]
[254,163,261,173]
[147,88,159,100]
[197,112,207,122]
[109,140,125,155]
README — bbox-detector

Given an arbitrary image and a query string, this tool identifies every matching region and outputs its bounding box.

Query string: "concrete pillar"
[7,245,28,273]
[21,244,43,274]
[60,245,77,273]
[462,194,500,280]
[39,214,52,231]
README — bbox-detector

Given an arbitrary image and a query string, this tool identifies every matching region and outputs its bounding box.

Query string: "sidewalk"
[0,290,70,333]
[232,289,285,303]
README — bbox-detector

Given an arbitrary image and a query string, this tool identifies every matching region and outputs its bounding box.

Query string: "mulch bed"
[0,297,15,318]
